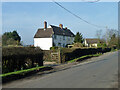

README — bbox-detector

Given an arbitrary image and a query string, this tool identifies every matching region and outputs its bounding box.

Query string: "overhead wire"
[81,0,100,3]
[52,0,106,29]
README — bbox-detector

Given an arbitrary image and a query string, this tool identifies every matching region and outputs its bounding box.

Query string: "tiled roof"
[85,38,99,44]
[34,25,75,38]
[50,25,74,37]
[34,28,53,38]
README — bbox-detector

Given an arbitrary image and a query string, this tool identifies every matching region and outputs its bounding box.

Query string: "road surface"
[3,51,118,88]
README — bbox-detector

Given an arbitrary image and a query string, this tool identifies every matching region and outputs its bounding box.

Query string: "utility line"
[82,0,100,3]
[53,0,106,29]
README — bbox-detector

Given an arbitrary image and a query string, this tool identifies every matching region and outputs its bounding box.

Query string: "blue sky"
[2,2,118,45]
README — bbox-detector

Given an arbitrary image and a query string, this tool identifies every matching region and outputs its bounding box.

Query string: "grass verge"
[111,49,118,52]
[67,53,102,63]
[1,66,48,77]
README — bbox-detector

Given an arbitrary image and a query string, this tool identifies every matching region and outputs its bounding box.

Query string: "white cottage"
[84,38,100,47]
[34,21,75,50]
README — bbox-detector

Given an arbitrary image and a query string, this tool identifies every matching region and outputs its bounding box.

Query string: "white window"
[63,36,65,40]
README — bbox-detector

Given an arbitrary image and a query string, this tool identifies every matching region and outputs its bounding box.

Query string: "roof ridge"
[34,24,75,38]
[50,25,70,30]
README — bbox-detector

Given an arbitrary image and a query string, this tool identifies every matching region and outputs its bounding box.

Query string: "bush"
[97,43,107,49]
[60,48,111,63]
[50,46,58,50]
[43,50,52,62]
[2,47,43,74]
[73,43,83,47]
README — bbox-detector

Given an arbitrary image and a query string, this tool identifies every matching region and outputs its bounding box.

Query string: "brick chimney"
[44,21,47,29]
[59,24,63,29]
[65,27,67,29]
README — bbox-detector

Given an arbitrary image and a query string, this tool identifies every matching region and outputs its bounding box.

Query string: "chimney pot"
[59,24,63,29]
[44,21,47,29]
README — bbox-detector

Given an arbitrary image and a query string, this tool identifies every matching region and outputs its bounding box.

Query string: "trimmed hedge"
[2,47,43,74]
[67,53,102,63]
[43,50,52,62]
[61,48,111,63]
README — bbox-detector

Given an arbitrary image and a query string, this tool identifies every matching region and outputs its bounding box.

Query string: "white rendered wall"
[34,38,52,50]
[92,43,97,47]
[84,39,88,47]
[84,39,98,47]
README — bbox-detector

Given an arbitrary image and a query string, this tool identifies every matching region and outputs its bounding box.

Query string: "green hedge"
[61,48,111,63]
[43,50,52,62]
[2,47,43,74]
[68,53,102,63]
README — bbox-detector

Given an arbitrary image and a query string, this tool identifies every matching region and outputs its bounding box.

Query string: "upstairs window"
[54,35,57,39]
[63,36,65,40]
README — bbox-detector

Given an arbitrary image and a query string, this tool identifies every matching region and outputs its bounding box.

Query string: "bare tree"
[96,29,102,39]
[104,29,118,47]
[107,29,118,41]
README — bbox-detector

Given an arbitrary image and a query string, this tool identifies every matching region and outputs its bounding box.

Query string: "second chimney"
[59,24,63,29]
[44,21,47,29]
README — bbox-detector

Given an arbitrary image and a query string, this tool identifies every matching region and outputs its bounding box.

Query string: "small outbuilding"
[84,38,100,47]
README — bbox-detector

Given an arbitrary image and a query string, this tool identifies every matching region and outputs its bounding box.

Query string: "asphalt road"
[3,51,118,88]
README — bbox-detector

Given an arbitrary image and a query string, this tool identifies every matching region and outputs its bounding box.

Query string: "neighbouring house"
[34,21,75,50]
[84,38,100,47]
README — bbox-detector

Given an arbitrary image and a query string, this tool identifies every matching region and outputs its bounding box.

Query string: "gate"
[51,50,61,63]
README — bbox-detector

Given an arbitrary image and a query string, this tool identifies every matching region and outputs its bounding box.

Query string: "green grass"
[67,53,102,63]
[1,66,47,77]
[111,49,118,52]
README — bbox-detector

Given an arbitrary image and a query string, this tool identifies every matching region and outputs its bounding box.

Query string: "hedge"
[67,53,102,63]
[61,48,111,63]
[2,47,43,74]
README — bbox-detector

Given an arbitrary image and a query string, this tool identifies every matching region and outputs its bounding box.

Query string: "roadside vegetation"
[67,53,102,63]
[95,29,119,50]
[1,66,46,77]
[1,66,53,83]
[2,47,43,74]
[1,29,119,83]
[2,30,22,46]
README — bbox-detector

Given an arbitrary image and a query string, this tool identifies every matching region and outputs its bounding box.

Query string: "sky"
[2,2,118,45]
